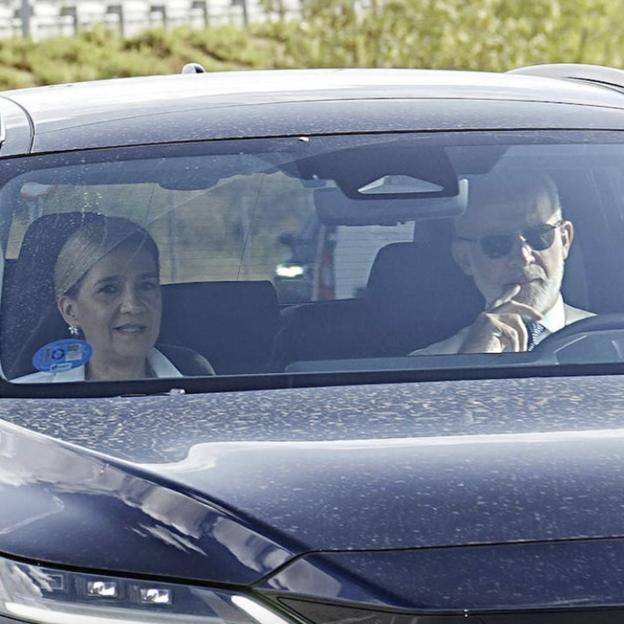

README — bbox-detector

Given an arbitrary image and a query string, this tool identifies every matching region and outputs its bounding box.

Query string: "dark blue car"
[2,65,624,623]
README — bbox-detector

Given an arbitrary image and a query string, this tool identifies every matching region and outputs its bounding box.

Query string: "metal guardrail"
[0,0,301,39]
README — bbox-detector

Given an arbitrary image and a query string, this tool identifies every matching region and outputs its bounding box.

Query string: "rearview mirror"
[315,178,469,226]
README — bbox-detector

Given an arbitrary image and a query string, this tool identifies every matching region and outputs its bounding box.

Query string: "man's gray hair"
[455,170,563,236]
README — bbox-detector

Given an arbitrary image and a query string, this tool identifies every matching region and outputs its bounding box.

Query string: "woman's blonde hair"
[54,215,160,299]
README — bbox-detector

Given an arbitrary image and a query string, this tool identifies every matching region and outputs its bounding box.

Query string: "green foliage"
[1,0,624,90]
[281,0,624,70]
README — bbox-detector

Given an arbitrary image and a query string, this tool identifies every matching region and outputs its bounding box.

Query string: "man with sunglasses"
[416,171,592,355]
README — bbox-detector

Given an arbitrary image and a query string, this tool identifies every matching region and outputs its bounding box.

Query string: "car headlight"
[0,554,295,624]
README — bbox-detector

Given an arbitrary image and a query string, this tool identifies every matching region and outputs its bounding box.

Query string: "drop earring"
[68,325,79,337]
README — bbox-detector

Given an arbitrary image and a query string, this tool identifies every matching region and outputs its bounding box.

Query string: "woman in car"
[14,215,214,382]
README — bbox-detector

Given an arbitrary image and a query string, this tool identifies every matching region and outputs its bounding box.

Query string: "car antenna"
[181,63,207,74]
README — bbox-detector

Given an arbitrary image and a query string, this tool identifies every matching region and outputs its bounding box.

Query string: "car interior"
[0,212,282,378]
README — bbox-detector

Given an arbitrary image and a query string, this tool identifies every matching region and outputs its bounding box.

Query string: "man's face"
[452,188,574,313]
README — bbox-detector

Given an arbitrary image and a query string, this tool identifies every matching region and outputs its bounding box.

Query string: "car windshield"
[1,130,623,392]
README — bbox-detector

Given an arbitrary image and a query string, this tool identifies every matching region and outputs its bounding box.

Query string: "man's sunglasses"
[457,220,564,259]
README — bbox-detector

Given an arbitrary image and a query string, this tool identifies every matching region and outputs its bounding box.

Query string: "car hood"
[3,374,624,584]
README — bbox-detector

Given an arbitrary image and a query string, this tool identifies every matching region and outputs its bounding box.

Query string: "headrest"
[1,212,101,377]
[366,241,484,349]
[159,281,280,374]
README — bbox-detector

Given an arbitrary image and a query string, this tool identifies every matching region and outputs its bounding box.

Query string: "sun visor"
[315,178,468,225]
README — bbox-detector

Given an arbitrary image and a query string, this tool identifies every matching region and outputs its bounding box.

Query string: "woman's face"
[58,242,161,370]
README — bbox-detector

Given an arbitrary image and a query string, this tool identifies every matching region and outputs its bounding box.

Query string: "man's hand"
[458,285,543,353]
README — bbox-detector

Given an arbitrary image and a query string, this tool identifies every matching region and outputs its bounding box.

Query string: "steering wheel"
[532,313,624,363]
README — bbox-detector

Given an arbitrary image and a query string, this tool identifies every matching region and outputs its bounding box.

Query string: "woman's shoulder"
[11,370,51,384]
[156,344,215,376]
[11,349,214,382]
[11,366,85,384]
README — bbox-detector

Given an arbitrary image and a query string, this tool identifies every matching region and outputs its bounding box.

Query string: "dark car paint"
[0,418,298,585]
[5,70,624,153]
[15,100,624,154]
[2,69,624,613]
[264,539,624,610]
[2,374,624,595]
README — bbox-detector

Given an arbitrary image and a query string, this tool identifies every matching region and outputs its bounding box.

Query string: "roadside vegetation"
[1,0,624,90]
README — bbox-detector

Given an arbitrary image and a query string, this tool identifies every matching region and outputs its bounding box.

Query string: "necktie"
[525,321,547,351]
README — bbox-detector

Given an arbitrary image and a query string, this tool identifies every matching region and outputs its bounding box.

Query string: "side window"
[333,223,414,299]
[273,220,414,303]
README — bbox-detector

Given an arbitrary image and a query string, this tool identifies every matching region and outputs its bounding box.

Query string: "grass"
[1,0,624,90]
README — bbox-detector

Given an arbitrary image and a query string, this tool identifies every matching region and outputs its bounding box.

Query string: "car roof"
[4,68,624,154]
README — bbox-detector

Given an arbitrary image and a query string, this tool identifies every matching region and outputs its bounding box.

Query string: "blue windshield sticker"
[33,339,92,373]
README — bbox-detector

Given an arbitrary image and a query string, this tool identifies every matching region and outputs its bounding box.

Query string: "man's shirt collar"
[541,294,565,334]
